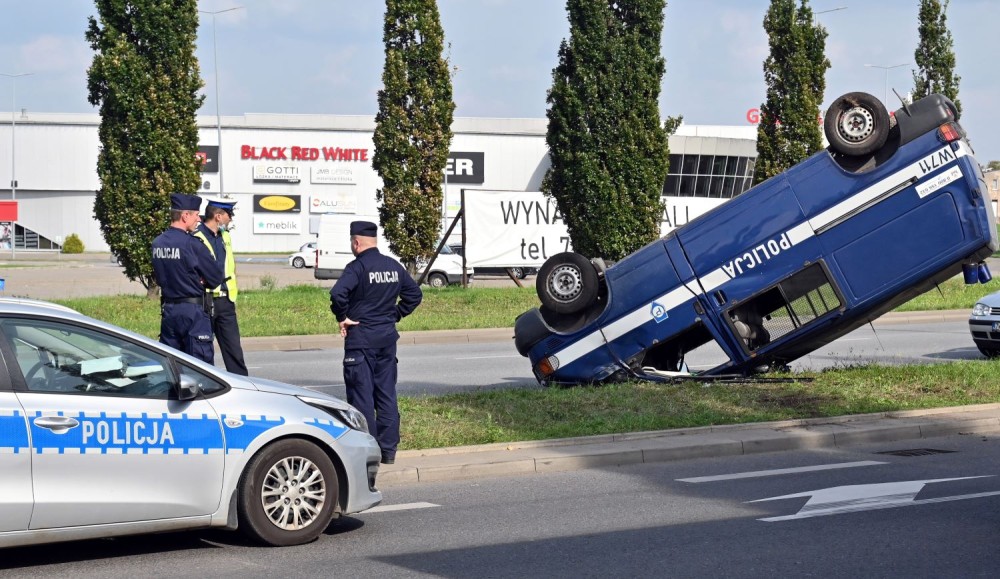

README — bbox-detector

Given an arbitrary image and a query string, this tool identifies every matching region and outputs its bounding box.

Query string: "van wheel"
[824,92,890,156]
[510,267,526,279]
[536,252,599,314]
[428,273,449,288]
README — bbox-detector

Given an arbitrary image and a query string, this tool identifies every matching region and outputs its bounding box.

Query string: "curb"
[240,309,969,352]
[376,403,1000,487]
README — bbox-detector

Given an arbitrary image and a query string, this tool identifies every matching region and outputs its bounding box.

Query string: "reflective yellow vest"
[193,227,238,301]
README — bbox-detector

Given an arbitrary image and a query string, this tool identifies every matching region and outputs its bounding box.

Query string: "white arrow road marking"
[677,461,887,483]
[751,476,999,521]
[364,502,440,514]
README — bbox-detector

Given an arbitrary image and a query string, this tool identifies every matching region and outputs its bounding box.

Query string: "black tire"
[237,439,339,547]
[824,92,890,157]
[291,257,306,269]
[510,267,526,280]
[536,252,599,315]
[977,345,1000,359]
[428,272,449,288]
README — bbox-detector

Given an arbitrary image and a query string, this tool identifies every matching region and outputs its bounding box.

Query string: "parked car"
[289,241,317,268]
[448,244,535,279]
[969,288,1000,357]
[0,297,381,548]
[515,92,997,385]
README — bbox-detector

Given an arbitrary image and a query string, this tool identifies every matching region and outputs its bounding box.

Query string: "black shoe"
[381,454,395,465]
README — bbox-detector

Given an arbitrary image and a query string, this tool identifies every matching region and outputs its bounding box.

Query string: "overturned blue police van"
[514,92,997,385]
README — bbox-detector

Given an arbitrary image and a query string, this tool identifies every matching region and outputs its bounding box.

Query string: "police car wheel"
[291,257,306,268]
[536,252,599,315]
[824,92,890,157]
[428,273,449,288]
[237,439,339,546]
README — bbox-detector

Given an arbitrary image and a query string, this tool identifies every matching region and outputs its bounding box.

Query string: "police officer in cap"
[152,193,225,364]
[330,221,422,464]
[194,196,248,375]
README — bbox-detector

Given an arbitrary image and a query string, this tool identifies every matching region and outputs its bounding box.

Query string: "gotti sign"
[253,165,301,183]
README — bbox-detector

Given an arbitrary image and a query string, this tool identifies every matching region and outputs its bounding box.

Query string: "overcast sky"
[2,0,997,161]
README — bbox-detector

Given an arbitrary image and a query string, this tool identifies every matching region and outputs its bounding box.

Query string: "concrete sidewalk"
[377,404,1000,487]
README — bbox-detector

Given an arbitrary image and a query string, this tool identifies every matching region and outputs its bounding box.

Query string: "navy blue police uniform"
[330,221,422,464]
[195,197,249,376]
[152,193,225,364]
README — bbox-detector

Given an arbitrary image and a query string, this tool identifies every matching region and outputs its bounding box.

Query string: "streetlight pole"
[865,63,909,105]
[1,72,32,258]
[199,6,242,198]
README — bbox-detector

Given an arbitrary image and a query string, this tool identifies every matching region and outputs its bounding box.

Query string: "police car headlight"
[298,395,369,433]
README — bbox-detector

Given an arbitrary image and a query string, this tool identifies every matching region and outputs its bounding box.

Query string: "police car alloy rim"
[261,455,328,530]
[549,264,583,303]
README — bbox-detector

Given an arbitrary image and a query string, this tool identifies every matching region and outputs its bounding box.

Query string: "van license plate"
[992,322,1000,331]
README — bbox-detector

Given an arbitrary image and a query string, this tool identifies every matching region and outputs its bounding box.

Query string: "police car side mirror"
[177,373,202,401]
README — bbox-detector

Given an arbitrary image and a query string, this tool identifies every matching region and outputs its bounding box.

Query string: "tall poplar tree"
[753,0,829,185]
[911,0,961,113]
[543,0,670,261]
[373,0,455,271]
[87,0,204,296]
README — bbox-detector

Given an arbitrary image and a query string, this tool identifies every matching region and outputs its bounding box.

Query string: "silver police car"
[0,298,381,548]
[970,289,1000,358]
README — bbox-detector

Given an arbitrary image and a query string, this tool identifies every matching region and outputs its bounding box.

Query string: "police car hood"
[242,376,342,403]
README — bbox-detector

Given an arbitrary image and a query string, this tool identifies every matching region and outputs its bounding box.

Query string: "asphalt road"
[3,431,1000,577]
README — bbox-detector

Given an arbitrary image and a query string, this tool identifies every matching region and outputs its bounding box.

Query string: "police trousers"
[160,302,214,364]
[212,297,248,375]
[343,343,399,457]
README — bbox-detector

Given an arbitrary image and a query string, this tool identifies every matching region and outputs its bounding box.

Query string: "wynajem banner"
[462,190,724,268]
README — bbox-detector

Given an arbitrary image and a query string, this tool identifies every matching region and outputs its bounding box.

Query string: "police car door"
[0,317,225,530]
[0,369,32,532]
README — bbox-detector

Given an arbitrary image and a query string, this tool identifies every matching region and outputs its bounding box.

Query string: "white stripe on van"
[547,142,968,372]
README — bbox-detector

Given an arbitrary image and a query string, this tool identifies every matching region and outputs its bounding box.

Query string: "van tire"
[428,272,449,288]
[824,92,890,157]
[536,252,599,314]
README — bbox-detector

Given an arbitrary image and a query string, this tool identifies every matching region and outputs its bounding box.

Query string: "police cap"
[204,196,237,215]
[170,193,202,211]
[350,221,377,237]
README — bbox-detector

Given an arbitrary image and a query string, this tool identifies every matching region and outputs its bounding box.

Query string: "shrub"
[62,233,85,254]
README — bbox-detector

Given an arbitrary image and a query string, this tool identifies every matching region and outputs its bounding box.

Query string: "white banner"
[463,190,725,268]
[253,213,302,234]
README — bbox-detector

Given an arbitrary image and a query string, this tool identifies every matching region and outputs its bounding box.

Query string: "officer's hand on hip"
[339,317,359,337]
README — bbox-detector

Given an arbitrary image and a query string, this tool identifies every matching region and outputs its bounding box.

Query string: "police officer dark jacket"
[330,223,422,349]
[152,194,224,301]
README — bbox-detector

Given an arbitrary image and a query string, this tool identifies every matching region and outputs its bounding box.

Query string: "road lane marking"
[364,502,440,514]
[751,476,997,521]
[677,460,888,483]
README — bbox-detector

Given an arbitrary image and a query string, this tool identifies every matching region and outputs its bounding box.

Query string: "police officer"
[194,197,249,375]
[152,193,225,364]
[330,221,422,464]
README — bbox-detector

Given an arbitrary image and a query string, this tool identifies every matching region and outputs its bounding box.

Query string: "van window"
[728,263,842,352]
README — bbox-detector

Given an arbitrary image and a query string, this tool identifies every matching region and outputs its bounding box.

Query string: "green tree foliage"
[373,0,455,272]
[987,160,1000,172]
[86,0,204,296]
[753,0,829,185]
[543,0,671,261]
[61,233,84,254]
[911,0,961,113]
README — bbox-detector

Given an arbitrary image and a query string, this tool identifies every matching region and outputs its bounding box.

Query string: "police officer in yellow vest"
[194,196,249,375]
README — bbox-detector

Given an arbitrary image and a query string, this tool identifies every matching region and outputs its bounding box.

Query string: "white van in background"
[313,214,471,287]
